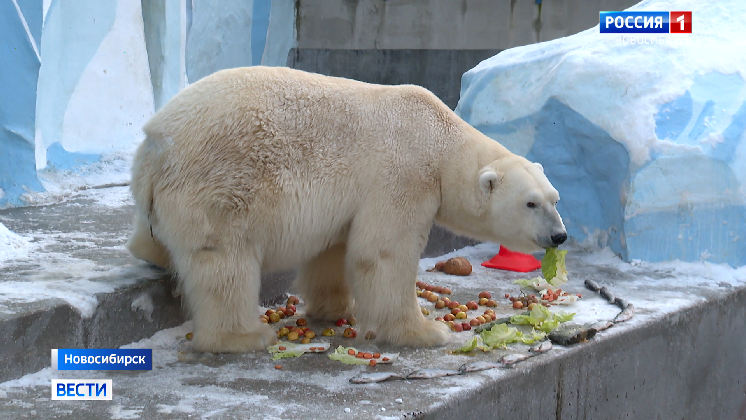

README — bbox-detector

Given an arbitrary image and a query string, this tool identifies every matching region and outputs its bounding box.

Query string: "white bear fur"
[126,66,566,352]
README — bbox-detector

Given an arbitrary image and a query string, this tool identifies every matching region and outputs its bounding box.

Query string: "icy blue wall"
[625,73,746,266]
[456,0,746,267]
[0,0,295,208]
[0,0,44,206]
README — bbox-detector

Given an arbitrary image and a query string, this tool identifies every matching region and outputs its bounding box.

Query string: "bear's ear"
[479,171,499,195]
[534,162,544,172]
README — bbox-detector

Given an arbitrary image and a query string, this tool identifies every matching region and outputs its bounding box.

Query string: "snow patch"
[109,405,143,419]
[155,401,195,414]
[131,293,154,321]
[0,223,30,265]
[22,151,133,208]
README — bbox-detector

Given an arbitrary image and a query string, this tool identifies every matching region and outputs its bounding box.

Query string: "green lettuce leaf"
[509,314,532,326]
[271,350,305,361]
[513,277,547,289]
[453,336,481,353]
[480,323,521,349]
[328,346,372,365]
[326,346,399,365]
[509,305,575,333]
[456,323,551,352]
[537,319,560,333]
[555,311,576,323]
[518,330,547,344]
[542,247,568,287]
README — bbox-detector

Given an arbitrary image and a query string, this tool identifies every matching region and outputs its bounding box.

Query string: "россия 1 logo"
[600,11,692,33]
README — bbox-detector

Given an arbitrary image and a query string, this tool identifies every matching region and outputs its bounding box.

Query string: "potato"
[443,257,472,276]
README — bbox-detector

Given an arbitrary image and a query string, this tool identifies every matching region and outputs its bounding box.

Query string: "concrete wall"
[296,0,640,50]
[288,48,501,109]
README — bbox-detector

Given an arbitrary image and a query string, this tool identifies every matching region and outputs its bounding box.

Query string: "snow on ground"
[0,184,159,318]
[21,149,134,208]
[0,223,30,264]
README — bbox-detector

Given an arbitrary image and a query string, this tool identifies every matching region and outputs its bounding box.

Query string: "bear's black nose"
[551,233,567,245]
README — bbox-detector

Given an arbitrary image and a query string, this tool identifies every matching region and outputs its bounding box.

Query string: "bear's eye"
[527,202,537,208]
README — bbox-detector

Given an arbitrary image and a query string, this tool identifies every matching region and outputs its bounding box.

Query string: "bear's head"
[476,157,567,253]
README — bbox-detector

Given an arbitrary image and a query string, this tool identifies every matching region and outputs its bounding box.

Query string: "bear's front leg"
[346,228,449,348]
[177,247,277,353]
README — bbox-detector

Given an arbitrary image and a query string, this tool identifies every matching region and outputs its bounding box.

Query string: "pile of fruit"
[260,295,300,324]
[415,281,504,333]
[277,322,316,344]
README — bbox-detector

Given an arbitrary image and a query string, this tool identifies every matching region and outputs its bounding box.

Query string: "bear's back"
[138,67,475,217]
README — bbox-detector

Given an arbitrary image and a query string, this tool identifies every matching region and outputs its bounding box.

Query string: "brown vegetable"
[427,261,447,272]
[442,257,472,276]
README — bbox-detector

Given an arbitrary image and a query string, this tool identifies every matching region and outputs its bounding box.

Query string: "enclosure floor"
[1,187,745,419]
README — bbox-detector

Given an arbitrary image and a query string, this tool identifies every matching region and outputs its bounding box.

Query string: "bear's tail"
[126,134,172,270]
[126,210,172,270]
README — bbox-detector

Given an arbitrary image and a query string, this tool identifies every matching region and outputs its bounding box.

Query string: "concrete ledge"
[428,284,746,420]
[0,276,183,384]
[1,242,744,419]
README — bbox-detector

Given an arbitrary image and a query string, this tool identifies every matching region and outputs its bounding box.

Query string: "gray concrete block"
[0,276,184,384]
[295,0,641,50]
[287,48,502,109]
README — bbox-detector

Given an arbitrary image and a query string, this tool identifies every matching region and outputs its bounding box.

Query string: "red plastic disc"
[481,245,541,273]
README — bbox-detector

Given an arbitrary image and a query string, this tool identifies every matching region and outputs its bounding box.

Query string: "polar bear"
[126,66,567,353]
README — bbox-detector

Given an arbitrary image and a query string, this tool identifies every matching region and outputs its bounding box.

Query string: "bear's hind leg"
[176,246,277,353]
[346,223,449,347]
[295,243,354,321]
